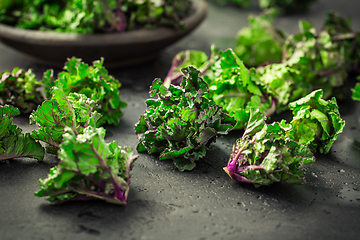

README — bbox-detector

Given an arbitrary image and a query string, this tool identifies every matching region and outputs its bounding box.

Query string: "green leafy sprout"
[203,48,276,130]
[135,66,236,171]
[35,125,138,205]
[281,19,349,99]
[224,89,345,186]
[0,67,44,114]
[223,108,315,187]
[234,8,285,67]
[286,89,345,154]
[165,47,277,130]
[30,82,102,154]
[0,0,192,33]
[258,12,360,113]
[42,57,126,126]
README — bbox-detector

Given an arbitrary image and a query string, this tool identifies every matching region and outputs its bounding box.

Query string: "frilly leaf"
[42,57,126,126]
[0,105,44,162]
[224,108,315,187]
[287,89,345,154]
[35,126,138,205]
[30,82,102,154]
[135,66,236,171]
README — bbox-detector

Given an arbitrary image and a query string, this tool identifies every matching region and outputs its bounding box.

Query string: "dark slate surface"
[1,1,360,240]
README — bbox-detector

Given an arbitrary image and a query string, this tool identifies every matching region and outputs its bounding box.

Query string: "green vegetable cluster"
[0,58,132,205]
[0,0,192,33]
[135,66,236,171]
[165,47,276,130]
[42,57,127,126]
[35,125,138,204]
[258,13,359,112]
[281,19,351,98]
[286,89,345,154]
[0,67,44,114]
[30,82,102,154]
[234,9,285,67]
[204,49,275,129]
[224,89,345,186]
[1,5,354,199]
[224,108,315,187]
[31,75,138,204]
[166,12,360,125]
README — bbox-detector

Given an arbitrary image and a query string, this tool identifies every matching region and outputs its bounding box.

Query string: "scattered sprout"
[224,108,315,187]
[204,49,276,129]
[0,68,44,114]
[30,82,102,154]
[135,66,236,171]
[287,89,345,154]
[234,9,285,67]
[42,57,126,126]
[35,125,138,204]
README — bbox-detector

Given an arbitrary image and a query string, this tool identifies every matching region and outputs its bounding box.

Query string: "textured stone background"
[1,1,360,239]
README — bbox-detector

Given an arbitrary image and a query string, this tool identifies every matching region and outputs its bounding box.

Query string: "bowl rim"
[0,0,207,46]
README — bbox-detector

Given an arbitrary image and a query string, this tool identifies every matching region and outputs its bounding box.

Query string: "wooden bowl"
[0,0,207,68]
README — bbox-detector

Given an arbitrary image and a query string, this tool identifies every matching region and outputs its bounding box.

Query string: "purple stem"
[164,55,185,87]
[115,7,127,32]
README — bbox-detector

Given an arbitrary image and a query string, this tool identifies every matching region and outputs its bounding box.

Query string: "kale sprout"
[135,66,236,171]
